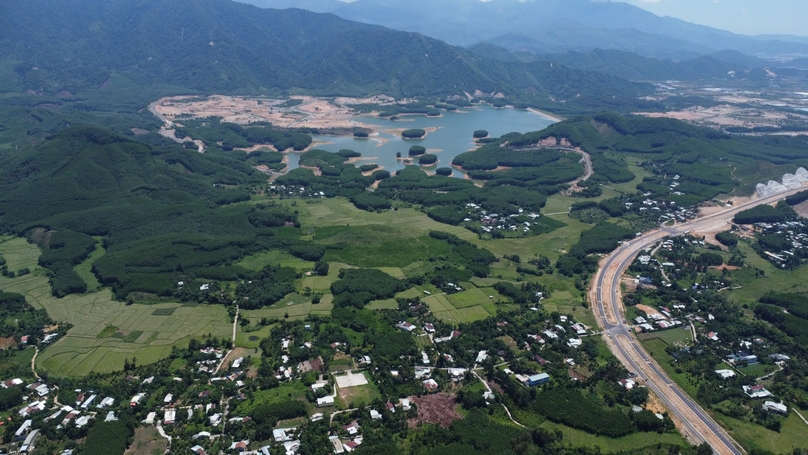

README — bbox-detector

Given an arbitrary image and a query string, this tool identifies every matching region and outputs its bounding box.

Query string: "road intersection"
[590,186,808,454]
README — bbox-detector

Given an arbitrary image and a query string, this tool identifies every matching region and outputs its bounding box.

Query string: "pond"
[284,105,557,178]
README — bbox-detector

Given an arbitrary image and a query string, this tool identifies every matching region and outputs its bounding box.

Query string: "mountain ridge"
[0,0,651,109]
[239,0,808,59]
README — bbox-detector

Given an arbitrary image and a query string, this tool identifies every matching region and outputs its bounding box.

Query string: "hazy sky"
[620,0,806,37]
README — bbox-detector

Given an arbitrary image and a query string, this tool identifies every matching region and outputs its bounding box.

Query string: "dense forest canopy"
[0,0,651,106]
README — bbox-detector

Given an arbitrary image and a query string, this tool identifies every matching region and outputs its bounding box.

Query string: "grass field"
[739,363,777,378]
[298,198,476,241]
[726,242,808,304]
[73,237,104,292]
[0,237,232,377]
[541,289,596,329]
[299,262,350,293]
[336,372,381,408]
[236,325,274,349]
[539,420,688,452]
[366,299,398,310]
[235,381,315,415]
[637,334,808,454]
[423,284,498,324]
[237,249,314,271]
[637,326,693,346]
[241,293,333,323]
[1,191,597,375]
[714,406,808,453]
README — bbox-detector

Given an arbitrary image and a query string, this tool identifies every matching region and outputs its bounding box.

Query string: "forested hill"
[0,0,650,105]
[0,127,295,297]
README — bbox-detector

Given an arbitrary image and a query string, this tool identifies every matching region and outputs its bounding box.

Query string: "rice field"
[0,237,232,377]
[423,283,498,324]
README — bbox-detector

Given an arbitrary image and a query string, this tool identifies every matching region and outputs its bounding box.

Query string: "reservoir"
[284,105,557,178]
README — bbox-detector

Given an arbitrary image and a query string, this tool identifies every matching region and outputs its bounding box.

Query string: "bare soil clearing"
[410,393,462,427]
[153,95,387,131]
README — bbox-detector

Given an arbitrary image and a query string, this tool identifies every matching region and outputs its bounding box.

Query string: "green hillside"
[0,127,304,298]
[0,0,650,104]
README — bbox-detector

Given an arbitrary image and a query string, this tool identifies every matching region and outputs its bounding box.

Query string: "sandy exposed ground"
[793,200,808,218]
[636,104,808,134]
[154,95,382,131]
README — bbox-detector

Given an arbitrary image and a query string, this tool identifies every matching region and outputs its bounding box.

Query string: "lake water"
[284,105,556,178]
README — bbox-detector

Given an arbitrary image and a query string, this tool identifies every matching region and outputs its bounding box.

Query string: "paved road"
[591,186,807,454]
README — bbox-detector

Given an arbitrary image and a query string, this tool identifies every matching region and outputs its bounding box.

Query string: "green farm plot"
[366,299,398,310]
[395,288,423,299]
[0,235,233,376]
[470,277,502,287]
[377,267,406,278]
[299,263,348,292]
[300,274,336,291]
[337,375,382,408]
[458,305,495,321]
[300,199,476,240]
[73,237,104,291]
[542,290,574,306]
[603,159,650,195]
[236,382,313,415]
[237,249,314,271]
[242,294,333,322]
[637,326,693,346]
[424,291,496,324]
[35,290,231,376]
[539,420,688,452]
[0,236,40,272]
[727,242,808,304]
[423,294,453,313]
[236,325,274,349]
[446,286,489,309]
[317,225,440,267]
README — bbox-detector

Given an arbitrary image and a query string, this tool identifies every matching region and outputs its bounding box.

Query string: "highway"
[591,186,807,454]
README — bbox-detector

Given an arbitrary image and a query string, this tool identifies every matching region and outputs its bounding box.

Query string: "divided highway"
[591,187,807,454]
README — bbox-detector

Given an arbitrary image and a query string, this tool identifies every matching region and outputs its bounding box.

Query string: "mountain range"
[467,46,793,83]
[0,0,651,109]
[240,0,808,60]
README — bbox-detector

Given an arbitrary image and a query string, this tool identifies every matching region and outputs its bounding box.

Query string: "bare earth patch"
[635,304,661,317]
[793,200,808,218]
[410,393,462,427]
[153,95,389,131]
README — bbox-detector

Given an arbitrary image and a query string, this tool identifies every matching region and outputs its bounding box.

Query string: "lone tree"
[473,130,489,139]
[419,154,438,165]
[314,261,329,277]
[402,129,426,139]
[408,145,426,156]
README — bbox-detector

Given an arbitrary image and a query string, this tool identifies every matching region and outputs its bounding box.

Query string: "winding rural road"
[591,185,808,454]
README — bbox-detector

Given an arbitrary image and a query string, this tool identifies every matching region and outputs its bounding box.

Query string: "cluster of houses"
[195,347,225,374]
[268,184,326,199]
[753,220,808,267]
[634,306,684,332]
[461,203,542,235]
[711,350,792,416]
[1,375,125,453]
[630,189,698,224]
